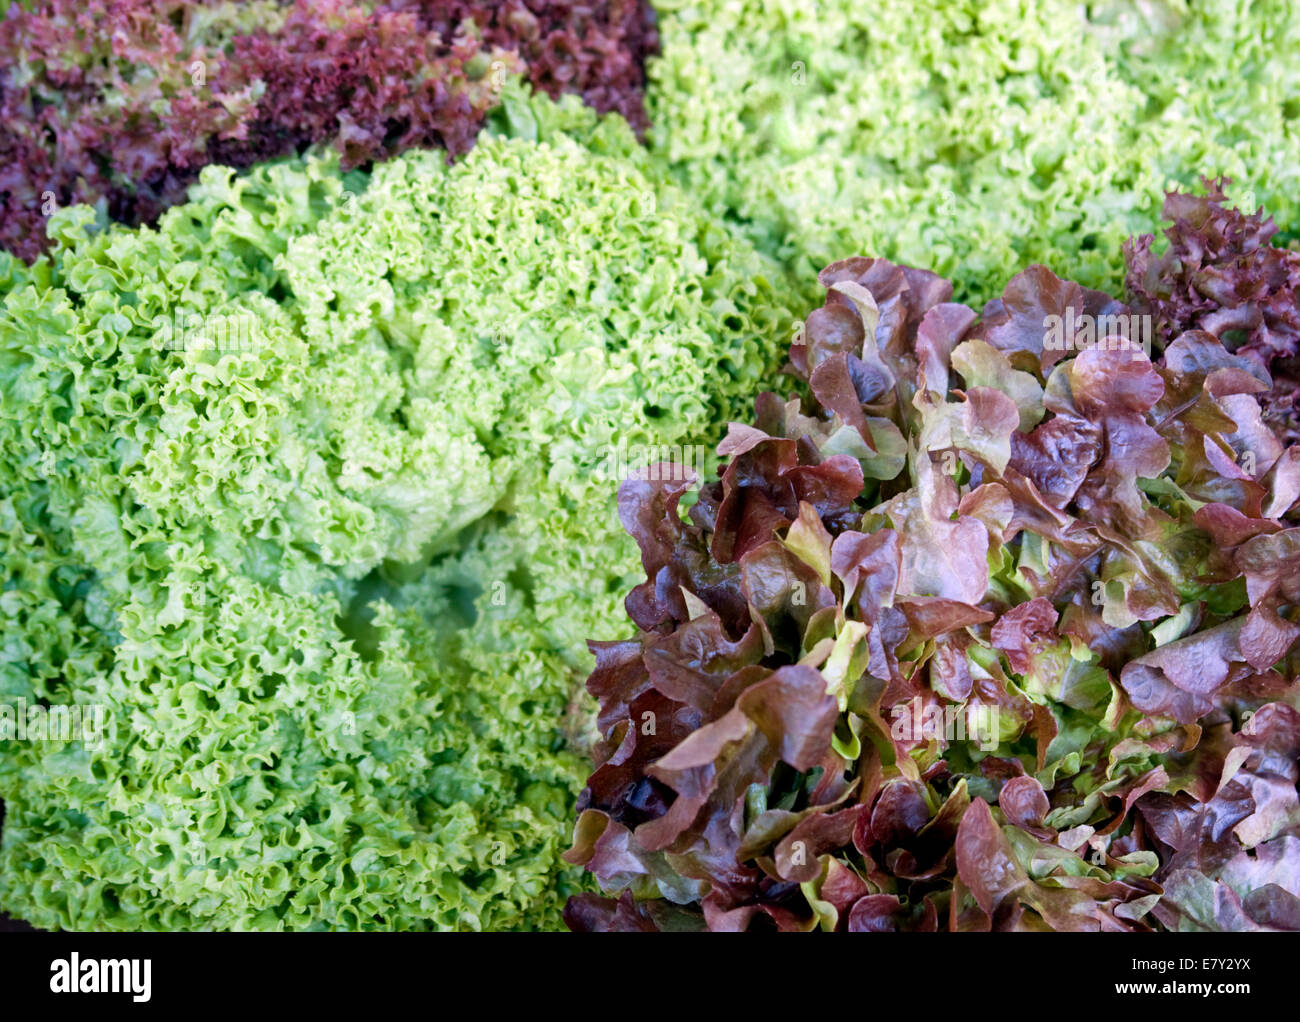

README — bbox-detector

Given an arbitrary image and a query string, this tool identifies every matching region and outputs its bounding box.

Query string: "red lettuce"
[0,0,658,261]
[1126,178,1300,444]
[566,251,1300,932]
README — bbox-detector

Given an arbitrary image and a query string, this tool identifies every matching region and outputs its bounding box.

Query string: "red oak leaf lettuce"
[568,245,1300,931]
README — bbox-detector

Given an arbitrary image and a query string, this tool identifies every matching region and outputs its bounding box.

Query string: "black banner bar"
[0,931,1294,1010]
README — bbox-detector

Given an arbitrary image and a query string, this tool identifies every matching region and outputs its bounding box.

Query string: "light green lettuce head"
[0,84,795,931]
[647,0,1300,305]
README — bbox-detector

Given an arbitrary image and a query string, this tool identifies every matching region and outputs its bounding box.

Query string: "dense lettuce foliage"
[0,0,658,261]
[5,0,1300,933]
[647,0,1300,305]
[1126,179,1300,445]
[0,88,791,930]
[565,238,1300,931]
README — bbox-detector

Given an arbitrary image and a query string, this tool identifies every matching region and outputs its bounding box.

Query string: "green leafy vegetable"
[647,0,1300,306]
[0,87,793,931]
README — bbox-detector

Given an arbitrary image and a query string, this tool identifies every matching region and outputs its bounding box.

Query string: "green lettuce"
[0,85,794,931]
[646,0,1300,306]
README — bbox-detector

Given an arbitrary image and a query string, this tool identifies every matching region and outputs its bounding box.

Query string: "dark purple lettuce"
[0,0,659,262]
[1125,178,1300,444]
[1138,704,1300,931]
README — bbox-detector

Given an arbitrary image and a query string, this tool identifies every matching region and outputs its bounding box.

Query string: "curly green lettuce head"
[647,0,1300,305]
[0,86,794,931]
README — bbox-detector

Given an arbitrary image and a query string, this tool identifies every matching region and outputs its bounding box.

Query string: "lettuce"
[565,249,1300,931]
[646,0,1300,306]
[0,0,658,262]
[0,86,794,930]
[7,0,1300,934]
[1126,177,1300,444]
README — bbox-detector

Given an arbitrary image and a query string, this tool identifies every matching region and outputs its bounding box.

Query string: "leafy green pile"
[565,239,1300,931]
[647,0,1300,306]
[1126,178,1300,445]
[0,87,792,930]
